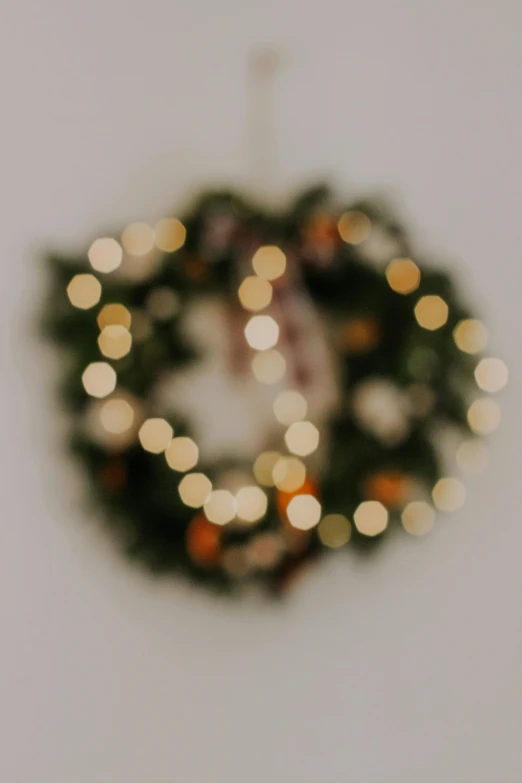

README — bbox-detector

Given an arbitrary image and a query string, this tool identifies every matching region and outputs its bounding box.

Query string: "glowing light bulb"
[121,222,155,255]
[154,218,186,252]
[286,494,322,530]
[317,514,352,548]
[238,276,273,311]
[337,211,371,244]
[401,501,435,535]
[204,490,237,525]
[98,325,132,359]
[165,437,199,472]
[414,296,449,331]
[252,245,286,281]
[432,478,466,512]
[253,451,281,486]
[244,315,279,350]
[284,421,320,457]
[67,274,102,310]
[251,349,286,384]
[82,362,116,398]
[100,398,134,434]
[474,357,508,393]
[273,390,307,425]
[88,237,123,273]
[453,319,488,354]
[97,303,132,330]
[353,501,388,537]
[467,397,501,435]
[235,486,268,523]
[138,418,173,454]
[385,257,421,294]
[179,473,212,508]
[272,456,306,492]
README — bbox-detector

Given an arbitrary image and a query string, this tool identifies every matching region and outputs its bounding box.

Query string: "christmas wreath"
[43,185,505,594]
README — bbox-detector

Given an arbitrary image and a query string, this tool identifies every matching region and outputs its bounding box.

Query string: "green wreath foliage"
[43,184,490,595]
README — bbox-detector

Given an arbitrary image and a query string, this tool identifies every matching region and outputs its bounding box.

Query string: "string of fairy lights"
[66,208,508,564]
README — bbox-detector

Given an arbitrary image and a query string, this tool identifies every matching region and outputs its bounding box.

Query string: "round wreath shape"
[44,185,505,594]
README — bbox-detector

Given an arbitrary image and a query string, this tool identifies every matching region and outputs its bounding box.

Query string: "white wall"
[1,1,521,781]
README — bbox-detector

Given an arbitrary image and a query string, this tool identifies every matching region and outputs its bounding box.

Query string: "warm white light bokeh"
[251,245,286,280]
[138,418,173,453]
[88,237,123,273]
[67,274,102,309]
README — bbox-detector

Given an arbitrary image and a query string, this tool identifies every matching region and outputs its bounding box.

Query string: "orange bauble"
[100,460,127,490]
[339,316,381,354]
[183,256,207,281]
[303,213,339,245]
[363,470,409,508]
[186,514,222,567]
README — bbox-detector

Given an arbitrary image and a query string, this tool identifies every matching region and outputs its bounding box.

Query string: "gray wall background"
[1,1,521,781]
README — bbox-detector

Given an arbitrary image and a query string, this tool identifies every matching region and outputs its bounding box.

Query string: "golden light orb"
[82,362,117,399]
[238,276,273,311]
[179,473,212,508]
[337,211,371,244]
[154,217,186,252]
[253,451,281,487]
[474,357,508,393]
[251,349,286,384]
[252,245,287,281]
[414,295,449,331]
[286,494,322,531]
[353,501,388,537]
[165,437,199,472]
[97,303,132,330]
[317,514,352,548]
[272,456,306,492]
[99,398,135,434]
[453,319,488,354]
[138,418,173,454]
[67,274,102,310]
[244,315,279,350]
[401,501,435,536]
[432,478,466,512]
[88,237,123,273]
[284,421,320,457]
[385,257,421,294]
[467,397,501,435]
[204,490,237,526]
[273,390,307,425]
[121,222,155,256]
[98,325,132,360]
[235,486,268,523]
